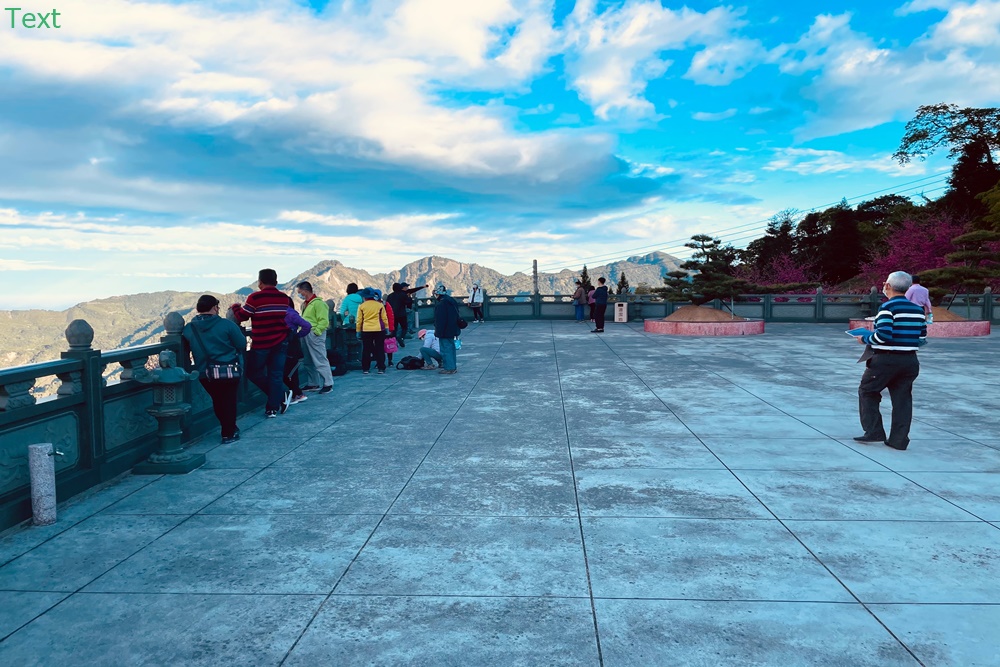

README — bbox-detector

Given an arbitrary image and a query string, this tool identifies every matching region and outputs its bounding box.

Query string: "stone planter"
[848,319,991,338]
[644,320,765,336]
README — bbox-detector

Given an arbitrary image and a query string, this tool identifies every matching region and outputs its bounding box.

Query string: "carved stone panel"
[103,391,157,452]
[0,414,80,496]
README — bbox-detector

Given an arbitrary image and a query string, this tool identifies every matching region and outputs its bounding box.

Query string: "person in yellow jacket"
[296,281,334,393]
[356,287,389,374]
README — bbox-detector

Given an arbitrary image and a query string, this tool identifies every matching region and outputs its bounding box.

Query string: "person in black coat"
[592,277,609,333]
[432,283,461,374]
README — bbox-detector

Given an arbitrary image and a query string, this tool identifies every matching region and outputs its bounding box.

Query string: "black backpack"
[327,350,349,376]
[396,355,424,370]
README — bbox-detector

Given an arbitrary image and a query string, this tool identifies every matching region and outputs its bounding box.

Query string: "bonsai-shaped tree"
[616,272,630,295]
[920,229,1000,308]
[580,264,591,290]
[659,235,747,306]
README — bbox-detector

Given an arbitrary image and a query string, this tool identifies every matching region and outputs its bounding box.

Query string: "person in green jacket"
[183,295,247,444]
[296,281,334,394]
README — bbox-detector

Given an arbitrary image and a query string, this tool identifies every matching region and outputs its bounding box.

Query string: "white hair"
[886,271,913,293]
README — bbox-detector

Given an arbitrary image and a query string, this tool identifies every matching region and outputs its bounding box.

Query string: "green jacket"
[301,296,330,336]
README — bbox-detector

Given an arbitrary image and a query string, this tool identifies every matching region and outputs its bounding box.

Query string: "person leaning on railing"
[183,295,247,444]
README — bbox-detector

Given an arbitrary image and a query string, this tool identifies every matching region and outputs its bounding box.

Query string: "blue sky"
[2,0,997,308]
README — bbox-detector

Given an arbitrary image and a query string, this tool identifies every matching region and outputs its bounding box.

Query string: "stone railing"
[412,288,998,324]
[0,314,263,531]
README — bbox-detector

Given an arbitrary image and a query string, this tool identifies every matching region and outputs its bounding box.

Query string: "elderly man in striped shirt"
[853,271,928,450]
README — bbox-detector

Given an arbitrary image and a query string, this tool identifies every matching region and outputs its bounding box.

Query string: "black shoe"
[265,410,278,419]
[319,385,333,394]
[300,385,320,392]
[853,435,886,443]
[591,329,604,333]
[221,434,239,445]
[399,340,405,348]
[885,442,908,451]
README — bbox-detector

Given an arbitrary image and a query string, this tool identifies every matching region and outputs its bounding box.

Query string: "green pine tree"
[580,265,591,289]
[616,272,630,295]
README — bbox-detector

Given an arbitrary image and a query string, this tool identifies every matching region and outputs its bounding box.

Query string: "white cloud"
[762,148,929,176]
[692,108,738,121]
[685,38,765,85]
[562,1,745,119]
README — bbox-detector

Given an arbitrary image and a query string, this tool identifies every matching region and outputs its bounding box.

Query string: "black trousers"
[361,331,386,371]
[858,352,920,449]
[471,305,484,321]
[594,304,607,330]
[200,378,239,438]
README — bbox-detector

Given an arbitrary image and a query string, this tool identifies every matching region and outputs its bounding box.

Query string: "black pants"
[361,331,386,371]
[589,303,595,320]
[859,352,920,449]
[471,305,484,321]
[594,303,607,330]
[200,378,239,438]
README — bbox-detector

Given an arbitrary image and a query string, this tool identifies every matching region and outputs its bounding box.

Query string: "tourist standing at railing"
[853,271,927,451]
[184,295,246,444]
[588,285,596,322]
[339,283,364,325]
[356,287,389,375]
[296,281,334,395]
[281,306,312,413]
[468,281,485,323]
[433,283,461,374]
[592,277,609,333]
[230,268,294,419]
[387,283,409,347]
[573,281,587,322]
[905,275,934,325]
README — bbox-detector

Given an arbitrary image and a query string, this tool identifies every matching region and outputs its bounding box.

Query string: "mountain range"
[1,253,681,374]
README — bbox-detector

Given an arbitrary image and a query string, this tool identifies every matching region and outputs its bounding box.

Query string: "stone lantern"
[133,349,205,474]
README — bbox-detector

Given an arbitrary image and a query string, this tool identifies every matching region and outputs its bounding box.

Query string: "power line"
[528,173,950,274]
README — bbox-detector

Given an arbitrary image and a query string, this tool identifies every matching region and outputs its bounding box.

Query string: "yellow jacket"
[356,300,388,332]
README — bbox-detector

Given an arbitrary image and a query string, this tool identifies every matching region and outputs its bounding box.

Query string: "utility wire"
[527,173,950,274]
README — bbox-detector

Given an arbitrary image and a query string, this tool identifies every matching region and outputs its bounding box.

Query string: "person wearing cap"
[468,281,485,323]
[296,281,334,395]
[183,294,247,444]
[417,329,442,369]
[356,287,390,374]
[432,283,461,374]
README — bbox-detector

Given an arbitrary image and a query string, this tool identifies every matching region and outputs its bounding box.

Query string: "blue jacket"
[183,315,246,375]
[434,295,461,339]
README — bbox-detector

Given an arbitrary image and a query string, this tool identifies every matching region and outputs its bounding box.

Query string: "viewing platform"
[1,322,999,665]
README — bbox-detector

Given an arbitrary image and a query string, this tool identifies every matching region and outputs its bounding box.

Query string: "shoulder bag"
[190,324,241,381]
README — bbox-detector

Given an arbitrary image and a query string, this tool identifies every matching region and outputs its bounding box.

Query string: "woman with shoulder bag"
[183,295,247,444]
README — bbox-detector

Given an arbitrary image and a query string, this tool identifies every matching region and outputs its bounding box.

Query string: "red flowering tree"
[859,213,967,285]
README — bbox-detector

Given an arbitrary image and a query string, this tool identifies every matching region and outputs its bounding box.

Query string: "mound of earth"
[664,305,747,322]
[931,306,968,322]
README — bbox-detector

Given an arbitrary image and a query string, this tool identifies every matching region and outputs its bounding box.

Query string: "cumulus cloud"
[685,38,766,85]
[762,148,929,176]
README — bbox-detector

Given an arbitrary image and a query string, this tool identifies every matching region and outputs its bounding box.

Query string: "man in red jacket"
[231,268,294,418]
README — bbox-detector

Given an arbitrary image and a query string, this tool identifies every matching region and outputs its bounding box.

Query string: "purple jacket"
[285,308,312,337]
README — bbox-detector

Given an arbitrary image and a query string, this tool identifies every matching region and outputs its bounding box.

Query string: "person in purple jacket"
[281,307,312,413]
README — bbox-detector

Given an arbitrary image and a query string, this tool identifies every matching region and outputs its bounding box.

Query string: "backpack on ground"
[327,350,348,376]
[396,355,424,370]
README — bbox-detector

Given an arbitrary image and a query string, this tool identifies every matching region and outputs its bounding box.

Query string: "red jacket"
[383,302,395,330]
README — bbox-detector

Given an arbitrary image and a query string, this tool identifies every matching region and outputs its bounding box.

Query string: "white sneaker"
[280,390,293,414]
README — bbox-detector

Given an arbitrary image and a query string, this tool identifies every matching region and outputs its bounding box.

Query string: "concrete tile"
[422,436,572,471]
[569,415,695,438]
[102,468,257,515]
[798,415,958,441]
[336,515,588,597]
[576,468,771,518]
[202,466,413,515]
[702,437,886,471]
[870,603,1000,666]
[285,596,599,666]
[788,520,1000,603]
[392,466,577,516]
[678,415,822,439]
[735,471,975,521]
[271,440,433,469]
[902,472,1000,521]
[584,517,850,601]
[0,591,68,639]
[569,435,723,470]
[202,439,302,469]
[0,515,184,592]
[85,514,378,594]
[0,593,323,667]
[596,600,917,667]
[840,439,1000,472]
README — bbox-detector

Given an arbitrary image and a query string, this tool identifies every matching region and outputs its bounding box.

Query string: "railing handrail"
[101,342,173,365]
[0,358,82,384]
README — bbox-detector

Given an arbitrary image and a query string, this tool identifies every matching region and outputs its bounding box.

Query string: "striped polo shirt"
[232,287,294,350]
[867,296,927,352]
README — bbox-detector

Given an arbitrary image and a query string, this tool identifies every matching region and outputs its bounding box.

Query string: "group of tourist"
[183,268,468,444]
[572,277,610,333]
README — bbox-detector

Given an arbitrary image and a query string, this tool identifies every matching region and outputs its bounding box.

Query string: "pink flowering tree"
[859,213,967,284]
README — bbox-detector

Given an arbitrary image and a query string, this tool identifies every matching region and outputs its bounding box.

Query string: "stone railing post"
[61,319,105,468]
[983,287,994,323]
[133,350,205,475]
[815,286,825,322]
